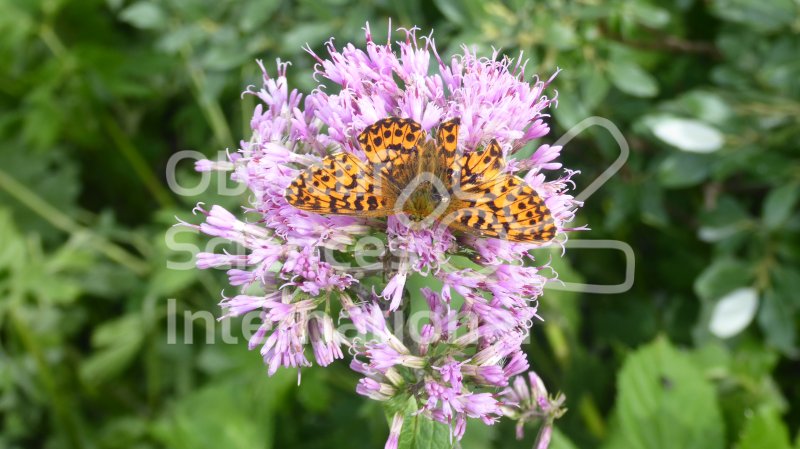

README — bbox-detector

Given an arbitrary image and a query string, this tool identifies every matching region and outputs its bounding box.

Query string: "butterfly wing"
[285,152,397,217]
[446,140,556,243]
[436,118,461,172]
[356,117,425,183]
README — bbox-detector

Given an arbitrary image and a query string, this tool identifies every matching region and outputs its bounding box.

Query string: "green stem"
[100,116,175,208]
[179,36,234,149]
[0,168,150,275]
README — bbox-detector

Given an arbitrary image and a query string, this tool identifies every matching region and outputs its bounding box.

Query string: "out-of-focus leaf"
[0,209,26,269]
[694,259,752,301]
[762,183,800,231]
[152,370,295,449]
[709,287,758,338]
[282,23,337,54]
[81,313,145,385]
[710,0,796,32]
[757,289,797,356]
[656,153,710,188]
[698,196,751,243]
[672,91,732,125]
[647,116,724,153]
[607,57,658,98]
[629,3,671,28]
[238,0,281,32]
[603,338,725,449]
[119,1,167,30]
[550,427,580,449]
[736,407,793,449]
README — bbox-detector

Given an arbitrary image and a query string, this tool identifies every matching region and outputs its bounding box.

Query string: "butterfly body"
[285,117,556,243]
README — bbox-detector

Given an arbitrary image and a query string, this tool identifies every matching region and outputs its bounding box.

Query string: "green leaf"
[762,183,800,230]
[694,259,752,301]
[656,153,710,188]
[710,0,796,32]
[647,116,724,153]
[396,397,452,449]
[673,91,732,125]
[603,338,725,449]
[698,196,751,242]
[0,208,26,270]
[119,1,166,30]
[81,314,145,385]
[152,370,295,449]
[550,427,580,449]
[736,407,793,449]
[607,57,658,98]
[757,289,797,356]
[629,3,671,28]
[238,0,280,32]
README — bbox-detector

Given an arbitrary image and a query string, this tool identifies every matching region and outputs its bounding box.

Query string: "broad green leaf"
[710,0,795,32]
[119,1,166,30]
[694,259,752,301]
[757,289,797,355]
[709,287,758,338]
[603,338,725,449]
[607,58,658,98]
[762,183,800,230]
[629,3,671,28]
[736,407,792,449]
[656,153,710,188]
[674,91,732,125]
[396,397,452,449]
[649,116,724,153]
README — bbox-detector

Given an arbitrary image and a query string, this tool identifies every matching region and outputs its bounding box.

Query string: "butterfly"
[284,117,556,243]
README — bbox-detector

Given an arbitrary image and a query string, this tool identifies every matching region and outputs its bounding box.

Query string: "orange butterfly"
[285,118,555,243]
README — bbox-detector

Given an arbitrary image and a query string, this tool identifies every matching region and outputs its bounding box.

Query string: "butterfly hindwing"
[285,152,395,217]
[446,177,556,242]
[453,140,506,190]
[446,139,556,243]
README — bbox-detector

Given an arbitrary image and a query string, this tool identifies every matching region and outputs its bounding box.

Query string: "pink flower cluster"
[181,23,579,447]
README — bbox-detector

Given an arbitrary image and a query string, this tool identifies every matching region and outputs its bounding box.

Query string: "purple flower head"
[181,22,581,447]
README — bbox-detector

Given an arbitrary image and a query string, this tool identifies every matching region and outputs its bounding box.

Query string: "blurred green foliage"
[1,0,799,448]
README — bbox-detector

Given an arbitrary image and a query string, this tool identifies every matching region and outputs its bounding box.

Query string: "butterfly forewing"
[285,152,396,216]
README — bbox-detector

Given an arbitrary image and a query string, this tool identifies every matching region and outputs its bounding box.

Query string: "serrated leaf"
[603,338,724,449]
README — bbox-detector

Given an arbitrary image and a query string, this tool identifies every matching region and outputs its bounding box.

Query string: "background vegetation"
[1,0,799,448]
